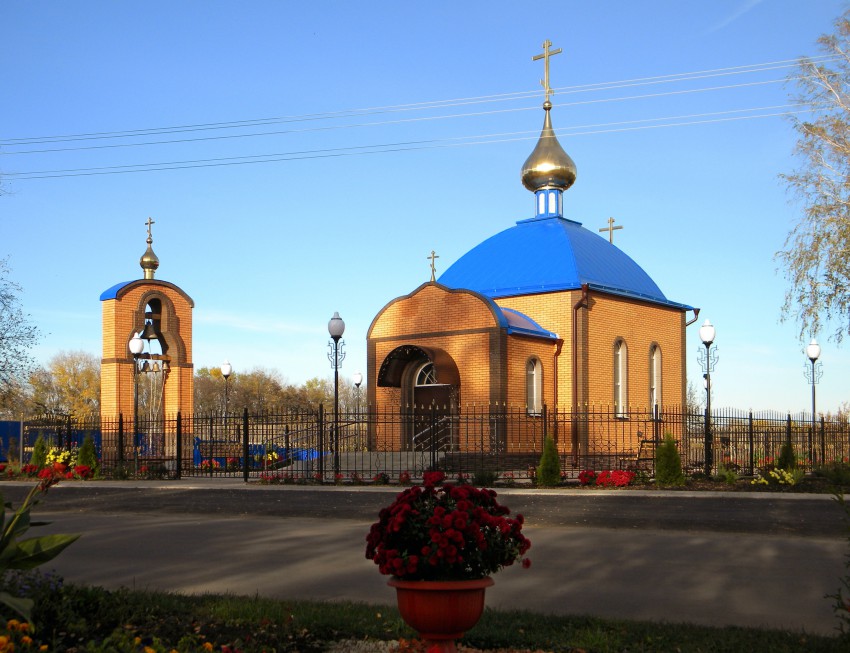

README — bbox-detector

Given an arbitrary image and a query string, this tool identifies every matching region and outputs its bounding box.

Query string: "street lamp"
[327,312,346,479]
[221,360,232,415]
[128,334,145,473]
[804,339,823,466]
[697,319,718,477]
[353,371,363,449]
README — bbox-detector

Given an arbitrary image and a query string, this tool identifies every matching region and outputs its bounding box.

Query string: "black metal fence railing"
[12,405,850,482]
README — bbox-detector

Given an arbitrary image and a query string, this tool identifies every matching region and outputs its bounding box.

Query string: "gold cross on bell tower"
[599,217,624,244]
[428,250,440,283]
[532,39,562,103]
[146,217,156,240]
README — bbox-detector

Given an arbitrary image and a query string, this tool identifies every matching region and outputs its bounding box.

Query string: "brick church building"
[366,44,696,456]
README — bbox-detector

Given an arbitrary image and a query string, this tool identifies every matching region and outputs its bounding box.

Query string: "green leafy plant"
[0,476,80,622]
[655,433,685,486]
[536,437,561,487]
[826,492,850,636]
[751,467,805,487]
[816,460,850,486]
[714,464,739,485]
[472,468,498,487]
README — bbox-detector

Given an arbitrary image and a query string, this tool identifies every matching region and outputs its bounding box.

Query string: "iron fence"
[12,405,850,482]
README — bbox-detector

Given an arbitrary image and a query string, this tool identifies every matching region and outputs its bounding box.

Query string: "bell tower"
[100,219,194,461]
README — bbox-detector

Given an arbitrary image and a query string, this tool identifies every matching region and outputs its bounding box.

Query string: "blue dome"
[439,216,686,307]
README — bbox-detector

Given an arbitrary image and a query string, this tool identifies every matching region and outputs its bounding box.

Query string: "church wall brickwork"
[368,283,688,456]
[369,284,499,403]
[496,289,578,410]
[584,294,684,410]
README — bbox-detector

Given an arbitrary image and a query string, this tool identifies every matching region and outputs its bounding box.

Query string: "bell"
[141,361,150,373]
[152,362,161,373]
[140,321,158,340]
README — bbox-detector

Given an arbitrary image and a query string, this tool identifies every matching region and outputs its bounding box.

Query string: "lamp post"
[697,319,718,477]
[328,312,346,479]
[128,334,145,474]
[804,339,822,466]
[221,360,232,415]
[353,371,363,449]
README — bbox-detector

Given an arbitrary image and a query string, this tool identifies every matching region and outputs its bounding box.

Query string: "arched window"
[537,192,546,216]
[649,344,662,413]
[415,362,437,387]
[613,339,628,417]
[526,358,542,415]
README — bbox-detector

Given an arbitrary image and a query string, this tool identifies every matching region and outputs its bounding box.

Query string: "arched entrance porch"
[377,345,460,451]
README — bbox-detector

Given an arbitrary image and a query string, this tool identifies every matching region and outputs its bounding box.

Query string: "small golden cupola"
[140,217,160,280]
[520,40,577,219]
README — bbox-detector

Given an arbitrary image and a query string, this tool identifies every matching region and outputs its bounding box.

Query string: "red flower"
[366,473,531,581]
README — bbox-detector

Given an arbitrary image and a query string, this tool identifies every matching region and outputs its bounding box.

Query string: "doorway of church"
[411,383,455,453]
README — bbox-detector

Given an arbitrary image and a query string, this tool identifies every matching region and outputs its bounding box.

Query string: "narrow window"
[649,345,662,413]
[537,192,546,216]
[526,358,542,415]
[613,339,628,417]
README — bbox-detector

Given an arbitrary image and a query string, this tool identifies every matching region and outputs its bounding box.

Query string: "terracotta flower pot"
[388,577,494,653]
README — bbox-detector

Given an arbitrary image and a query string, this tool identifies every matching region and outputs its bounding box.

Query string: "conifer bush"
[655,433,685,486]
[778,440,796,470]
[30,435,47,468]
[76,435,99,475]
[537,436,561,487]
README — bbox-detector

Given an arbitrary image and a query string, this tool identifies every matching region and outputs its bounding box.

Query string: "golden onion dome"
[521,101,577,192]
[140,236,159,280]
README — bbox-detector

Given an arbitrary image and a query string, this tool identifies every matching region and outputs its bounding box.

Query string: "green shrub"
[76,434,99,474]
[537,437,561,487]
[655,433,685,486]
[816,461,850,486]
[778,441,796,470]
[30,435,47,468]
[714,464,738,485]
[472,469,498,487]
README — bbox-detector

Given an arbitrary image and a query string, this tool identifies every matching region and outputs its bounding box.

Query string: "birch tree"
[779,10,850,342]
[0,258,40,403]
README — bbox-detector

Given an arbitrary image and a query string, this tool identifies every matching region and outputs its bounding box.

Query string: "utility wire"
[5,104,809,180]
[0,78,803,156]
[0,55,833,147]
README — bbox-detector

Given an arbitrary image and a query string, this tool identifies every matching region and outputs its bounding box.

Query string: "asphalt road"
[5,480,849,636]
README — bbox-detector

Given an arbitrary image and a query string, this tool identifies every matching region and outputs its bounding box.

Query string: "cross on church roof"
[428,250,439,283]
[599,217,623,244]
[146,217,155,241]
[532,39,562,103]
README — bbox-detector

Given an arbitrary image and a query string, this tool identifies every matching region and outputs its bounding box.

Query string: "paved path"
[6,480,849,636]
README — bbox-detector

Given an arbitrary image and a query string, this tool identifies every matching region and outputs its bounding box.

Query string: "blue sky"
[2,1,848,414]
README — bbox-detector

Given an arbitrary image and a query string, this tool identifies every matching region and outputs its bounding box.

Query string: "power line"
[0,77,803,156]
[5,104,809,180]
[0,55,832,148]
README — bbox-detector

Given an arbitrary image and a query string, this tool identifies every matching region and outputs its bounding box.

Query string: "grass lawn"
[3,569,848,653]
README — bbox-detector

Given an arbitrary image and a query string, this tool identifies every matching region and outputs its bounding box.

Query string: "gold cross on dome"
[599,217,624,244]
[428,250,440,282]
[145,217,156,239]
[532,39,562,103]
